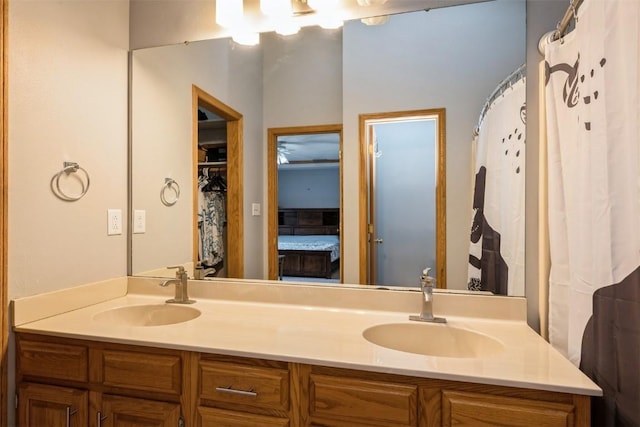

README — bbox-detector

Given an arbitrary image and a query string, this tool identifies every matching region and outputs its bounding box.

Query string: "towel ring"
[51,161,90,202]
[161,178,180,206]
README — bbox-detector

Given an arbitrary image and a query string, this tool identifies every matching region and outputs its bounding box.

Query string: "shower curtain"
[468,75,526,296]
[545,0,639,425]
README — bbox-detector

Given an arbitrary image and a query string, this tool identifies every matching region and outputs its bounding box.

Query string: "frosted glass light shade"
[261,0,291,17]
[216,0,243,28]
[232,31,260,46]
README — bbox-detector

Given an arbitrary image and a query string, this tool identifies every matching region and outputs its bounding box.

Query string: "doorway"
[192,86,244,277]
[267,124,343,283]
[359,109,446,288]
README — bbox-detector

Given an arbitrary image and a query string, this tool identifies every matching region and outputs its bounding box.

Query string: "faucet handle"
[420,267,434,288]
[167,265,186,277]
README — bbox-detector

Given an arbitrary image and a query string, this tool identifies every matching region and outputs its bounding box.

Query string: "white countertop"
[12,276,602,397]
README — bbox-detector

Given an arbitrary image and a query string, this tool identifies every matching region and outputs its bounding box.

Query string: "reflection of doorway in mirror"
[360,110,446,288]
[192,86,244,279]
[267,125,343,284]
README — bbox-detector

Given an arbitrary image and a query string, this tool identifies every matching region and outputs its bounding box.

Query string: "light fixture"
[361,15,390,26]
[277,151,289,165]
[275,20,301,36]
[232,30,260,46]
[261,0,291,18]
[356,0,388,5]
[216,0,243,28]
[307,0,344,29]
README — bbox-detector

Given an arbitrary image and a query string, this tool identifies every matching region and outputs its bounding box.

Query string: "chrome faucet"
[160,266,196,304]
[409,267,446,323]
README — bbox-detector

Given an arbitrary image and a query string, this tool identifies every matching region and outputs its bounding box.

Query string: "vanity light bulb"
[232,31,260,46]
[318,16,344,30]
[275,20,301,36]
[261,0,291,17]
[216,0,243,28]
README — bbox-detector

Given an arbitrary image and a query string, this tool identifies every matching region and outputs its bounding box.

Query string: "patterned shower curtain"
[544,0,639,425]
[468,75,526,296]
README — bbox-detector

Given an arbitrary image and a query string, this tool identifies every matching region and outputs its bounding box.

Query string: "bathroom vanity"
[12,277,601,426]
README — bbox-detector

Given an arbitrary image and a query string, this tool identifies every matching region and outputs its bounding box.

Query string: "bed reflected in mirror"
[267,126,343,284]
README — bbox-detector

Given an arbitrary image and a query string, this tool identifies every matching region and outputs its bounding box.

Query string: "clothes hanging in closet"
[198,172,226,267]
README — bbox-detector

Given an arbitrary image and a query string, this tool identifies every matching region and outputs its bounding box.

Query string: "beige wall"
[8,0,130,300]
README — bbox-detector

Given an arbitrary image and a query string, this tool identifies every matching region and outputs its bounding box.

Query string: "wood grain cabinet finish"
[98,394,181,427]
[197,355,291,426]
[308,374,418,426]
[15,333,591,427]
[15,334,187,427]
[17,382,88,427]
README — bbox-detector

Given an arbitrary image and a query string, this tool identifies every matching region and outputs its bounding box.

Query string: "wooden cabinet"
[15,333,590,427]
[303,365,590,427]
[16,334,188,426]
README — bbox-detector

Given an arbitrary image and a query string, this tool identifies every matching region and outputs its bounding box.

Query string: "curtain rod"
[538,0,584,55]
[473,63,526,136]
[553,0,583,41]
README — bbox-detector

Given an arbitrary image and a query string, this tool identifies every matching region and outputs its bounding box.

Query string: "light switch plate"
[251,203,261,216]
[133,209,146,234]
[107,209,122,235]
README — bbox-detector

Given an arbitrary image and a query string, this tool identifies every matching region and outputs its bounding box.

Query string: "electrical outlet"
[133,210,146,234]
[251,203,261,216]
[107,209,122,235]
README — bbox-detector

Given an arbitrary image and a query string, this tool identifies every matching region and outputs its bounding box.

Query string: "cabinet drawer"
[442,390,577,427]
[199,360,289,412]
[309,374,418,426]
[199,406,289,427]
[99,349,182,395]
[17,339,88,382]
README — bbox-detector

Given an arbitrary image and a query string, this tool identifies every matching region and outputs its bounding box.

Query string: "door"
[18,383,88,427]
[364,112,444,287]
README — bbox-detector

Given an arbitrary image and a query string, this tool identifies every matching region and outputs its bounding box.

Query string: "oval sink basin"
[363,322,504,358]
[93,304,201,327]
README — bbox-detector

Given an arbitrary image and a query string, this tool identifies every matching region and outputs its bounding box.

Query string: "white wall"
[131,38,264,278]
[8,0,130,299]
[342,0,526,287]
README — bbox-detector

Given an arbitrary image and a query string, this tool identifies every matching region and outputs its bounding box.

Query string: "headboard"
[278,208,339,236]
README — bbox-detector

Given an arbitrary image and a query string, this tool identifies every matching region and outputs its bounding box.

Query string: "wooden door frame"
[1,0,7,422]
[192,86,244,277]
[359,109,447,288]
[267,124,343,281]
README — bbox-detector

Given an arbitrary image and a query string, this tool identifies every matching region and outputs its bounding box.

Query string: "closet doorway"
[267,125,343,283]
[192,86,243,277]
[359,109,446,288]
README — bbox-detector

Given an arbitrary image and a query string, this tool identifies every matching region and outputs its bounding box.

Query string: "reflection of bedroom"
[277,133,340,283]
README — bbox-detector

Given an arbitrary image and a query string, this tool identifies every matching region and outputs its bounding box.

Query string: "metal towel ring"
[161,178,180,206]
[51,162,91,202]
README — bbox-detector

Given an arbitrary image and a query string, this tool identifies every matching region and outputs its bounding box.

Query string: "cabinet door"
[18,382,88,427]
[99,395,180,427]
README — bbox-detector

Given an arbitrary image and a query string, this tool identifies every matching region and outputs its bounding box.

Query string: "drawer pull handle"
[215,385,258,397]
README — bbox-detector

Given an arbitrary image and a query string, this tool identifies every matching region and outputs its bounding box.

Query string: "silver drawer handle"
[215,385,258,397]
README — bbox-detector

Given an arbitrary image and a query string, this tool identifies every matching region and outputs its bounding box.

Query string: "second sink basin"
[93,304,201,327]
[363,322,504,358]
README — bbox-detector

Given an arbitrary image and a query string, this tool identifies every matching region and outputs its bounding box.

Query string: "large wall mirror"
[129,0,526,296]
